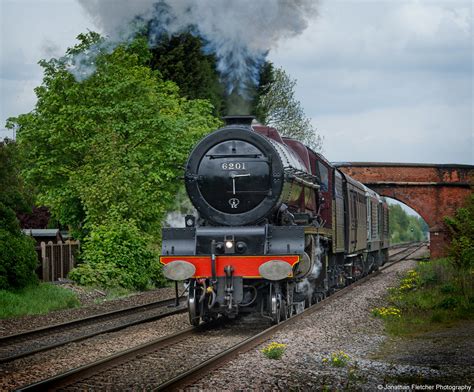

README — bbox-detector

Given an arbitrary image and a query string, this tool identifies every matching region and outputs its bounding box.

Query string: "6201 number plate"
[221,162,247,170]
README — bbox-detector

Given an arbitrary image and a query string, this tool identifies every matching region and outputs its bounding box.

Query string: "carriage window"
[317,162,328,191]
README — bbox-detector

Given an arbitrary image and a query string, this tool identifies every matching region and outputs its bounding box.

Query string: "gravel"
[65,323,266,391]
[0,286,188,391]
[0,313,190,391]
[0,285,178,337]
[187,247,470,391]
[5,246,468,391]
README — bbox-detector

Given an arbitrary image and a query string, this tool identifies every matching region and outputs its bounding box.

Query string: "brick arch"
[334,163,473,258]
[373,189,434,228]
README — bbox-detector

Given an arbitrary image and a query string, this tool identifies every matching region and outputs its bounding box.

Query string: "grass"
[0,283,80,319]
[372,258,474,336]
[91,286,138,304]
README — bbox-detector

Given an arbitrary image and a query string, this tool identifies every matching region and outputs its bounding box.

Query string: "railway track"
[389,241,427,262]
[17,242,426,391]
[0,297,186,364]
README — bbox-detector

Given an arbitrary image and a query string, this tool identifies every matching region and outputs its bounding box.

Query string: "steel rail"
[1,297,186,364]
[389,241,419,251]
[17,243,426,392]
[16,324,210,392]
[389,242,427,262]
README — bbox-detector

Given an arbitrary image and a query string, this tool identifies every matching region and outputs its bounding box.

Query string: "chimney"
[223,115,255,126]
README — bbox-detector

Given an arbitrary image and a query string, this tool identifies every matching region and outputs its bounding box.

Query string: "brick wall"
[337,164,473,258]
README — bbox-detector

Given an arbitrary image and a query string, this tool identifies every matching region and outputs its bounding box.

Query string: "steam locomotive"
[160,116,389,325]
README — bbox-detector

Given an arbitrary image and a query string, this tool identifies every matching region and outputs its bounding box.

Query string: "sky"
[1,0,472,166]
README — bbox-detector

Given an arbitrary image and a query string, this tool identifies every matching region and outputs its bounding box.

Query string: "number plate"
[221,162,247,170]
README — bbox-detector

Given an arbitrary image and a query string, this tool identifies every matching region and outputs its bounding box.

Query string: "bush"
[69,214,166,290]
[322,351,351,367]
[375,258,473,336]
[444,194,474,297]
[261,342,287,360]
[0,202,38,290]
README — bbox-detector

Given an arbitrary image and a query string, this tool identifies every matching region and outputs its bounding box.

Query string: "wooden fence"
[36,241,80,282]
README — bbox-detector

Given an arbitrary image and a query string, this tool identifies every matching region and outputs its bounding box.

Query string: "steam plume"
[77,0,318,101]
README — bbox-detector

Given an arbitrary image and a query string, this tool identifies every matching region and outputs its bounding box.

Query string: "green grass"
[90,286,137,304]
[0,283,80,319]
[373,258,473,336]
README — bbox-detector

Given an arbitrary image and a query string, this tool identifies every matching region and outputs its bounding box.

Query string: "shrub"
[374,258,473,336]
[371,306,401,319]
[437,297,459,310]
[440,283,456,294]
[261,342,287,360]
[69,213,166,290]
[444,194,474,297]
[322,351,351,367]
[0,202,38,290]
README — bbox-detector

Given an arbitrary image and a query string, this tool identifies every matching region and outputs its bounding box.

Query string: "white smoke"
[67,50,99,82]
[296,235,323,301]
[309,234,322,279]
[77,0,318,94]
[296,278,313,303]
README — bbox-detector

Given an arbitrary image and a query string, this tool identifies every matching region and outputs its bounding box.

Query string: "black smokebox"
[223,115,255,126]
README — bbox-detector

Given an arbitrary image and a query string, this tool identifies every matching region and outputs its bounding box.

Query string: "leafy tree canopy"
[0,140,32,214]
[444,194,474,274]
[0,141,38,290]
[149,33,225,116]
[8,32,220,239]
[389,203,428,244]
[255,66,323,151]
[69,209,165,290]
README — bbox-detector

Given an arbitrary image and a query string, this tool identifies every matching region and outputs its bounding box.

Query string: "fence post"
[68,241,73,275]
[41,242,48,282]
[48,241,55,281]
[58,240,64,279]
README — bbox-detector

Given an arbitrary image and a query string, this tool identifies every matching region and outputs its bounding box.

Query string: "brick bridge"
[334,162,473,258]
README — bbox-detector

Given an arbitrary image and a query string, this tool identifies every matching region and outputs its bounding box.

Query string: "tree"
[149,33,225,116]
[253,61,275,121]
[388,203,428,244]
[8,33,220,238]
[255,66,323,151]
[444,194,474,296]
[0,140,32,214]
[69,210,165,290]
[0,140,38,290]
[7,33,220,289]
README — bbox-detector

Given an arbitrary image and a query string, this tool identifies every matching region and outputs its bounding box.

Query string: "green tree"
[444,194,474,296]
[389,203,428,244]
[0,141,38,290]
[253,61,275,121]
[255,66,323,151]
[0,140,31,213]
[7,33,220,289]
[150,33,225,116]
[69,209,165,290]
[8,33,219,238]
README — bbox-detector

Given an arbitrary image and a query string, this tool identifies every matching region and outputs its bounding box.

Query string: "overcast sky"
[1,0,472,165]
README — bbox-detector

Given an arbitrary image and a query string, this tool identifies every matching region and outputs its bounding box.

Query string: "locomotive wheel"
[270,293,281,325]
[280,299,288,321]
[286,288,294,318]
[188,281,200,326]
[305,295,312,308]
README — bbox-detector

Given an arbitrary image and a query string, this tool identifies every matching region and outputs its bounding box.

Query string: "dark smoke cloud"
[76,0,318,104]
